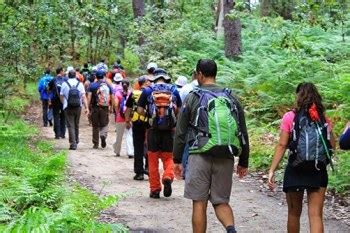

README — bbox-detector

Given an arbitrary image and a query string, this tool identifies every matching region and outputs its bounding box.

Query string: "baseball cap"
[96,70,105,79]
[66,66,74,75]
[147,62,158,71]
[175,76,188,87]
[150,68,170,81]
[113,73,123,82]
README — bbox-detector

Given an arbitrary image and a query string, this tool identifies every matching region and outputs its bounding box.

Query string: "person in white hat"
[175,76,188,91]
[146,62,158,80]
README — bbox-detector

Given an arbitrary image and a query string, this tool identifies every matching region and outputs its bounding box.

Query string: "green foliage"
[329,151,350,194]
[122,48,141,76]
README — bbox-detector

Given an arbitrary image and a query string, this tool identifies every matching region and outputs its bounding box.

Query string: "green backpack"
[189,88,243,156]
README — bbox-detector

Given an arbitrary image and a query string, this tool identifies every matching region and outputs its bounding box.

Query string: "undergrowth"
[0,85,127,232]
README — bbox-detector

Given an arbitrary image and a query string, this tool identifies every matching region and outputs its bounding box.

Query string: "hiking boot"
[100,136,106,148]
[69,145,77,150]
[93,144,98,149]
[128,155,134,159]
[115,154,120,157]
[61,135,65,139]
[163,179,172,197]
[149,191,160,199]
[55,136,60,139]
[133,174,144,181]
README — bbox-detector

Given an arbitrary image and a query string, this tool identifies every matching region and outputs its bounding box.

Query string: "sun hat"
[175,76,188,87]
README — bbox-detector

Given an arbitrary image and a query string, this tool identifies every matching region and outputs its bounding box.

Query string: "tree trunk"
[224,0,242,58]
[216,0,224,37]
[132,0,145,45]
[260,0,272,17]
[132,0,145,18]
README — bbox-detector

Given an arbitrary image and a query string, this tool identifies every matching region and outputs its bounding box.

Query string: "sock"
[226,225,237,233]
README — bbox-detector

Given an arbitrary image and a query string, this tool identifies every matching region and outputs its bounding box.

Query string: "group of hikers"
[37,58,350,233]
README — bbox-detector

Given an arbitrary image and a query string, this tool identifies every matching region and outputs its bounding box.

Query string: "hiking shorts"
[184,154,234,205]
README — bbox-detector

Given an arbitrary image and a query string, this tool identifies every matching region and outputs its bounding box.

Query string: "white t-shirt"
[60,78,86,110]
[179,80,198,102]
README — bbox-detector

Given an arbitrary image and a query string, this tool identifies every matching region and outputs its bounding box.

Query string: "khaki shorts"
[184,154,234,204]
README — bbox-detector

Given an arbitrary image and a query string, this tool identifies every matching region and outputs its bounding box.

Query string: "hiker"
[97,59,108,72]
[37,68,54,127]
[268,82,335,233]
[174,75,188,90]
[339,122,350,150]
[137,68,182,198]
[173,59,249,233]
[113,79,134,158]
[60,70,89,150]
[75,67,85,83]
[48,66,67,139]
[178,70,199,178]
[179,70,198,102]
[87,70,114,149]
[125,75,151,180]
[112,73,123,93]
[146,62,157,79]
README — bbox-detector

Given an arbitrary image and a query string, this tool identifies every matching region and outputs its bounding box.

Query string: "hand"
[268,170,275,191]
[236,165,248,178]
[174,163,183,180]
[85,108,90,116]
[126,121,132,129]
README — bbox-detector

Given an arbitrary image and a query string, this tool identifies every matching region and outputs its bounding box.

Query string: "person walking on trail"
[339,121,350,150]
[48,67,67,139]
[137,68,182,199]
[146,62,157,80]
[174,75,188,91]
[173,59,249,233]
[87,70,114,149]
[125,75,151,181]
[113,79,134,158]
[268,82,335,233]
[37,68,54,127]
[178,70,199,178]
[60,70,89,150]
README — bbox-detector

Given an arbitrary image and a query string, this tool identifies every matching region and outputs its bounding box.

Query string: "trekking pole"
[316,123,334,171]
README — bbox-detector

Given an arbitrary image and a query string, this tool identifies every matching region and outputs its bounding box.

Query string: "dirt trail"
[39,113,349,233]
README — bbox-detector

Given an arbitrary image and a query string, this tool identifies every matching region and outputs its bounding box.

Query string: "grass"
[0,83,128,232]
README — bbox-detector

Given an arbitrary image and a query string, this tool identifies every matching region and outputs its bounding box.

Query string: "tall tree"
[224,0,242,58]
[132,0,145,45]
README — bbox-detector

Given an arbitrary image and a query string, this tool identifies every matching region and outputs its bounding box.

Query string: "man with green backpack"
[173,59,249,233]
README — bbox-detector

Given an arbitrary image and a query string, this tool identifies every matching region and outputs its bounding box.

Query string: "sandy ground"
[38,111,349,233]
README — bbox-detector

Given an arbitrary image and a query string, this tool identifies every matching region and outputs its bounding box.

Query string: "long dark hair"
[295,82,325,114]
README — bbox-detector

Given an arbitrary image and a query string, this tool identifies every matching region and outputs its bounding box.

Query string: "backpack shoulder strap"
[66,80,72,88]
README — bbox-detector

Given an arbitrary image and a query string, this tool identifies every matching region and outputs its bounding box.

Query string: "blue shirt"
[37,74,54,100]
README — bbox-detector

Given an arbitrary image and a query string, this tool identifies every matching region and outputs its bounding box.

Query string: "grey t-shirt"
[60,78,86,110]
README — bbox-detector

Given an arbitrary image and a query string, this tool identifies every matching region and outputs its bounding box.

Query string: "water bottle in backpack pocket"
[288,110,333,171]
[188,88,244,157]
[66,81,81,108]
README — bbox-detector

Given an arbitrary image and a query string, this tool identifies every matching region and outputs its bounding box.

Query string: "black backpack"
[66,81,81,108]
[288,109,333,170]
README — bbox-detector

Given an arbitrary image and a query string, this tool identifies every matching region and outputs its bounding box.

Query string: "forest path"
[39,112,349,233]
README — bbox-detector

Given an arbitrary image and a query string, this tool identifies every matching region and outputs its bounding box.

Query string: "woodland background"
[0,0,349,231]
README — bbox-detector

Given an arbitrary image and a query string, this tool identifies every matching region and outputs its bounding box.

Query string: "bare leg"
[213,203,234,228]
[307,188,326,233]
[286,191,304,233]
[192,200,208,233]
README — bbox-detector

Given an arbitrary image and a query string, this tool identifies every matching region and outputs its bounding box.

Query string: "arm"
[339,122,350,150]
[268,130,289,189]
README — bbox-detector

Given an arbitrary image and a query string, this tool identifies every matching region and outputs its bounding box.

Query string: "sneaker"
[163,179,172,197]
[55,136,60,139]
[93,144,98,149]
[61,135,65,139]
[133,174,144,181]
[128,155,134,159]
[149,191,160,199]
[100,136,106,148]
[69,145,77,150]
[115,154,120,157]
